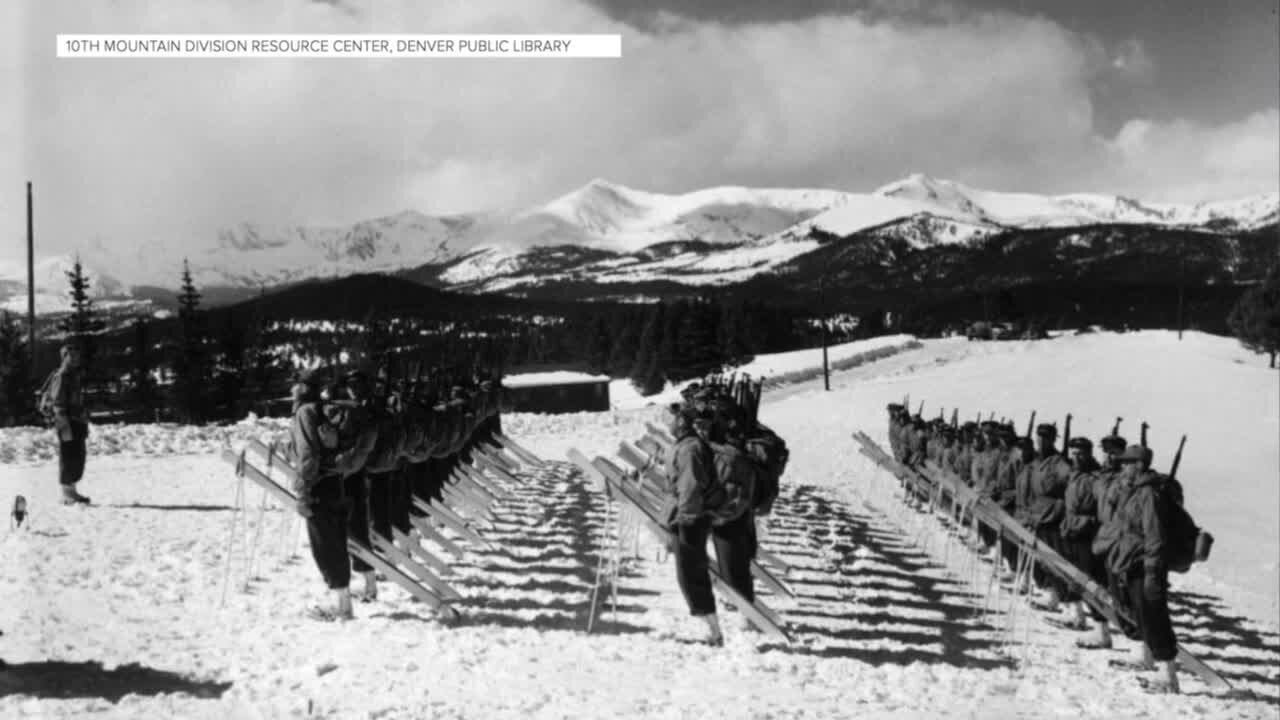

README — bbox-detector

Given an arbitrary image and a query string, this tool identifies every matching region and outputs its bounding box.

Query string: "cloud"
[1099,109,1280,203]
[3,0,1276,273]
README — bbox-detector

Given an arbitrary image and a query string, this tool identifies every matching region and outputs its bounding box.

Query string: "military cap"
[1035,423,1058,438]
[1100,435,1127,451]
[1116,445,1146,463]
[1066,437,1093,450]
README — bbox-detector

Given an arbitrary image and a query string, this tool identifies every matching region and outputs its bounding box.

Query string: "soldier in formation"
[885,405,1206,695]
[288,364,505,622]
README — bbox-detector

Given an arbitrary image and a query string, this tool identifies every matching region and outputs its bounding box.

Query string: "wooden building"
[501,366,611,414]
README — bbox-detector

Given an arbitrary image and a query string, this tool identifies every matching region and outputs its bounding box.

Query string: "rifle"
[951,409,958,428]
[1170,435,1187,480]
[917,401,924,416]
[1111,416,1122,437]
[1025,411,1037,439]
[1063,413,1072,449]
[1140,422,1149,449]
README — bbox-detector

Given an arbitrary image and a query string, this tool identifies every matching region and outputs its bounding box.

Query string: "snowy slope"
[9,175,1278,308]
[1,331,1278,718]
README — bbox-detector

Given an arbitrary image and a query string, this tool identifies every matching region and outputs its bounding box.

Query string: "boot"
[1075,618,1113,649]
[61,485,91,506]
[355,571,378,602]
[699,614,724,647]
[307,588,354,622]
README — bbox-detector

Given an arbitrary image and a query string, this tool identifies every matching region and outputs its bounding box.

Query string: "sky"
[3,0,1278,258]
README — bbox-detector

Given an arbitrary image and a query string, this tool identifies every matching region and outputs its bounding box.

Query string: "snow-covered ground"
[1,330,1277,718]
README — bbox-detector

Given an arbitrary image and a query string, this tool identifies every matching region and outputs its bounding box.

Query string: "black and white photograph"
[1,0,1278,717]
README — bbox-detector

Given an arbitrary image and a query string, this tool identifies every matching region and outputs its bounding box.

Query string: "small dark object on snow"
[11,495,26,529]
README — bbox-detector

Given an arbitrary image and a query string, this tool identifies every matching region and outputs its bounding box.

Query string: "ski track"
[1,335,1278,718]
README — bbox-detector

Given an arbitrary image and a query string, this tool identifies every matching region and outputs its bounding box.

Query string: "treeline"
[506,297,856,394]
[0,265,856,426]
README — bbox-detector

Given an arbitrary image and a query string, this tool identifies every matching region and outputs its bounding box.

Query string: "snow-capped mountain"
[6,174,1277,311]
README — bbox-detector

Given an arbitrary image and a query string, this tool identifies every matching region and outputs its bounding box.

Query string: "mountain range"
[3,173,1277,315]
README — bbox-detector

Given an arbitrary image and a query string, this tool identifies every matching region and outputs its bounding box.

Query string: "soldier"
[327,370,379,602]
[1022,423,1073,612]
[1106,445,1182,694]
[993,428,1027,583]
[289,370,349,621]
[1052,436,1104,632]
[706,405,759,612]
[887,404,906,462]
[662,404,725,646]
[971,423,1003,559]
[46,345,92,505]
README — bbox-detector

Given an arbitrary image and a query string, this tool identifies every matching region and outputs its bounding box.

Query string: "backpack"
[1156,475,1211,573]
[705,442,760,526]
[745,429,788,514]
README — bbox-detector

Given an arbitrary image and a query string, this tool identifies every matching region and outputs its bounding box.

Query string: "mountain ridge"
[4,174,1276,313]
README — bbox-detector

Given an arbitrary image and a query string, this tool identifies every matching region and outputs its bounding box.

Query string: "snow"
[12,176,1273,310]
[2,328,1279,717]
[502,371,611,388]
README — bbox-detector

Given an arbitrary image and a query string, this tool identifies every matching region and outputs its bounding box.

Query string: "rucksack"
[745,430,788,514]
[705,441,760,526]
[1156,476,1211,573]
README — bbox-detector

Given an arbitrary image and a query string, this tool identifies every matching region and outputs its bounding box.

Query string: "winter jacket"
[1060,456,1103,540]
[992,449,1023,510]
[663,433,721,527]
[1106,471,1173,577]
[888,418,903,461]
[1022,452,1073,529]
[289,400,340,499]
[325,400,378,477]
[49,366,87,428]
[363,406,406,474]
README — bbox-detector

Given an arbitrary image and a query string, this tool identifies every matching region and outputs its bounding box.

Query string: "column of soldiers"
[288,364,506,622]
[886,404,1195,695]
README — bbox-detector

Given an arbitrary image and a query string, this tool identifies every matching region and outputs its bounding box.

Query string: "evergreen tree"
[585,316,611,374]
[630,303,666,393]
[0,311,33,425]
[59,256,105,373]
[1228,262,1280,368]
[172,259,210,422]
[675,298,720,381]
[607,310,641,377]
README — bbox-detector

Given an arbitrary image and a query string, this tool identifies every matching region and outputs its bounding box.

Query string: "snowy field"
[1,331,1278,719]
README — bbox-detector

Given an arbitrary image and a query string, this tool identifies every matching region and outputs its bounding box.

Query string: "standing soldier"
[327,370,379,602]
[47,345,92,505]
[289,370,349,621]
[662,404,726,646]
[1023,424,1073,612]
[1053,436,1103,632]
[1106,446,1182,694]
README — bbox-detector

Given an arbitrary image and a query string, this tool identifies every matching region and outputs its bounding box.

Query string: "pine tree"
[1228,262,1280,368]
[172,259,209,422]
[605,310,638,377]
[675,298,720,381]
[586,316,611,374]
[0,311,34,425]
[630,302,665,392]
[59,256,105,373]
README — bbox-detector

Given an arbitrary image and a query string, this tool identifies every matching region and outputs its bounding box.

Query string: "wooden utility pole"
[26,182,35,365]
